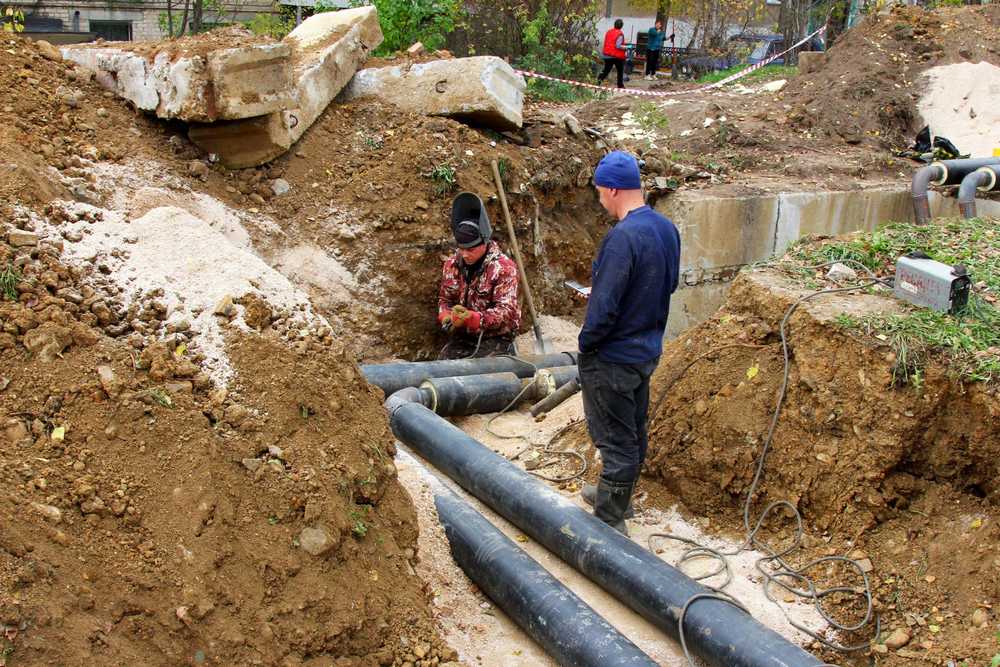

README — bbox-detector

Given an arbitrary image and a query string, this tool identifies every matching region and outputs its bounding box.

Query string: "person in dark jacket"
[644,20,665,80]
[597,18,627,89]
[578,151,681,535]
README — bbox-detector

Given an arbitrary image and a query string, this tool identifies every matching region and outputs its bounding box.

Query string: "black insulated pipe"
[958,165,1000,219]
[435,491,659,667]
[911,158,1000,225]
[387,399,823,667]
[361,353,577,396]
[530,377,581,417]
[417,366,578,417]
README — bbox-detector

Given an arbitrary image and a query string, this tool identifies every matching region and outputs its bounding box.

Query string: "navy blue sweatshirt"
[578,205,681,364]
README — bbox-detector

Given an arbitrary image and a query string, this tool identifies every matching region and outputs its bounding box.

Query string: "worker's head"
[614,18,624,29]
[454,220,488,263]
[655,20,663,30]
[450,192,492,260]
[593,151,644,220]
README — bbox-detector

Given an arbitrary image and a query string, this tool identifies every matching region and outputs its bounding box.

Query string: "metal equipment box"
[893,255,971,314]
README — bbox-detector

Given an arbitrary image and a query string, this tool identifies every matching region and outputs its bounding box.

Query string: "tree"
[779,0,810,64]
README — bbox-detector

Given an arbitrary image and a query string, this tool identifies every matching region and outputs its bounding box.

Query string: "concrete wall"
[658,185,1000,337]
[27,0,273,40]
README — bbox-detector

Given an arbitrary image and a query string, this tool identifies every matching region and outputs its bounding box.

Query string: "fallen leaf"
[928,624,940,633]
[174,343,187,358]
[51,426,65,442]
[515,534,529,543]
[971,518,983,529]
[746,362,759,380]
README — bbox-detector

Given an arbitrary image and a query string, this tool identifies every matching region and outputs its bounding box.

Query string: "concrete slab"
[60,40,293,123]
[340,56,526,130]
[189,7,383,168]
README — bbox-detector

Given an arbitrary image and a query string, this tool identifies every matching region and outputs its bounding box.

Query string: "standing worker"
[578,151,681,535]
[438,193,522,359]
[597,18,627,89]
[644,20,665,80]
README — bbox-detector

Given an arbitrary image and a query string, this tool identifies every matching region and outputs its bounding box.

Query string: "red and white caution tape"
[515,25,826,98]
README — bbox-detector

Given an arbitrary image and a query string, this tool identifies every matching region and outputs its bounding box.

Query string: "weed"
[149,388,173,408]
[497,156,512,189]
[349,507,370,537]
[0,263,21,301]
[428,163,457,195]
[633,101,669,132]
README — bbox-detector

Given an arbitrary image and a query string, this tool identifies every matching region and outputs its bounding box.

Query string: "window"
[90,20,132,41]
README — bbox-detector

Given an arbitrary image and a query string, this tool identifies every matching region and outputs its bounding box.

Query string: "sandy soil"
[918,61,1000,158]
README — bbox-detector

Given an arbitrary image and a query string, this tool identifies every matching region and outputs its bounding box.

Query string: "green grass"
[786,217,1000,385]
[427,163,457,196]
[697,64,798,85]
[633,100,669,132]
[0,263,21,301]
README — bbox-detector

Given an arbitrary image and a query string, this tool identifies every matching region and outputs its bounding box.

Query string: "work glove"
[451,305,483,333]
[438,308,453,332]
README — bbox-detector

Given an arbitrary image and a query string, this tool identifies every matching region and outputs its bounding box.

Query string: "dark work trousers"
[439,334,516,360]
[597,57,625,88]
[645,49,661,76]
[578,351,659,483]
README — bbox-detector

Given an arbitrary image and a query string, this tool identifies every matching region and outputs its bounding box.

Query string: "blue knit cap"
[593,150,641,190]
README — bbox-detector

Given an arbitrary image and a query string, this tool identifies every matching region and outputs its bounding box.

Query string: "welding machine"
[893,253,971,314]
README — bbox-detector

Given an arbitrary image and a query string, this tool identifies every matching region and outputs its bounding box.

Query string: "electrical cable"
[646,260,891,665]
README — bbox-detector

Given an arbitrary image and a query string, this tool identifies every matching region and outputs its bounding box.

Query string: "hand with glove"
[438,308,453,332]
[450,305,483,333]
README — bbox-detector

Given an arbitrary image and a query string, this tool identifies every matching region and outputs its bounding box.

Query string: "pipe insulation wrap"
[977,164,999,192]
[435,492,659,667]
[361,353,577,396]
[929,157,1000,186]
[388,399,823,667]
[421,372,528,416]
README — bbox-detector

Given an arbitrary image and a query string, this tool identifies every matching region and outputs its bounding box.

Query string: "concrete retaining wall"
[658,185,1000,337]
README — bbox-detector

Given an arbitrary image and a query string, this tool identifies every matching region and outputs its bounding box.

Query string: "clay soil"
[643,266,1000,665]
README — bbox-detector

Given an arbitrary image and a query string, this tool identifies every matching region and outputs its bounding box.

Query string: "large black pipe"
[435,491,659,667]
[911,158,1000,225]
[387,399,823,667]
[409,366,579,417]
[958,165,999,219]
[361,353,576,396]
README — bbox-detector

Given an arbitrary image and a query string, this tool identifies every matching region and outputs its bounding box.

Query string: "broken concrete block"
[189,8,383,168]
[407,41,425,56]
[341,56,526,130]
[60,29,294,122]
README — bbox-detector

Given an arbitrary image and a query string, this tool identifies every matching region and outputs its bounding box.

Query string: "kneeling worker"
[437,193,522,359]
[579,151,681,535]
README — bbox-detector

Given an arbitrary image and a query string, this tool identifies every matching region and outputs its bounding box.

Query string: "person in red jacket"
[597,18,627,89]
[437,193,522,359]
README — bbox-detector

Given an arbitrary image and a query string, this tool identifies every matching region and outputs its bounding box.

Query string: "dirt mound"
[782,3,1000,150]
[644,267,1000,664]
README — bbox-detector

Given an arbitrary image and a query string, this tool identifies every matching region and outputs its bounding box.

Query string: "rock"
[187,161,209,180]
[406,41,425,56]
[36,40,63,62]
[270,178,290,196]
[242,458,262,472]
[189,8,384,168]
[3,419,28,443]
[96,365,122,398]
[267,445,284,459]
[414,199,429,210]
[562,113,583,136]
[341,56,526,130]
[884,627,910,650]
[972,608,989,627]
[30,502,63,523]
[299,526,338,557]
[214,294,236,317]
[826,262,858,283]
[760,79,787,93]
[22,322,72,362]
[7,230,38,247]
[694,399,708,416]
[60,40,294,123]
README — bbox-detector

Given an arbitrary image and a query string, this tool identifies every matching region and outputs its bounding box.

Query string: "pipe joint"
[385,386,426,417]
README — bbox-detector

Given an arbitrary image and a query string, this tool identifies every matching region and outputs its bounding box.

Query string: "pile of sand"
[918,61,1000,158]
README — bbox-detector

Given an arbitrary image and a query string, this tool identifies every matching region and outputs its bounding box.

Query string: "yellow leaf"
[928,624,940,633]
[51,426,65,442]
[746,362,759,380]
[515,534,529,543]
[971,518,983,529]
[174,343,187,358]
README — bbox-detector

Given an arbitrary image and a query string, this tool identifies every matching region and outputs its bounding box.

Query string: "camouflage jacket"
[438,241,521,337]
